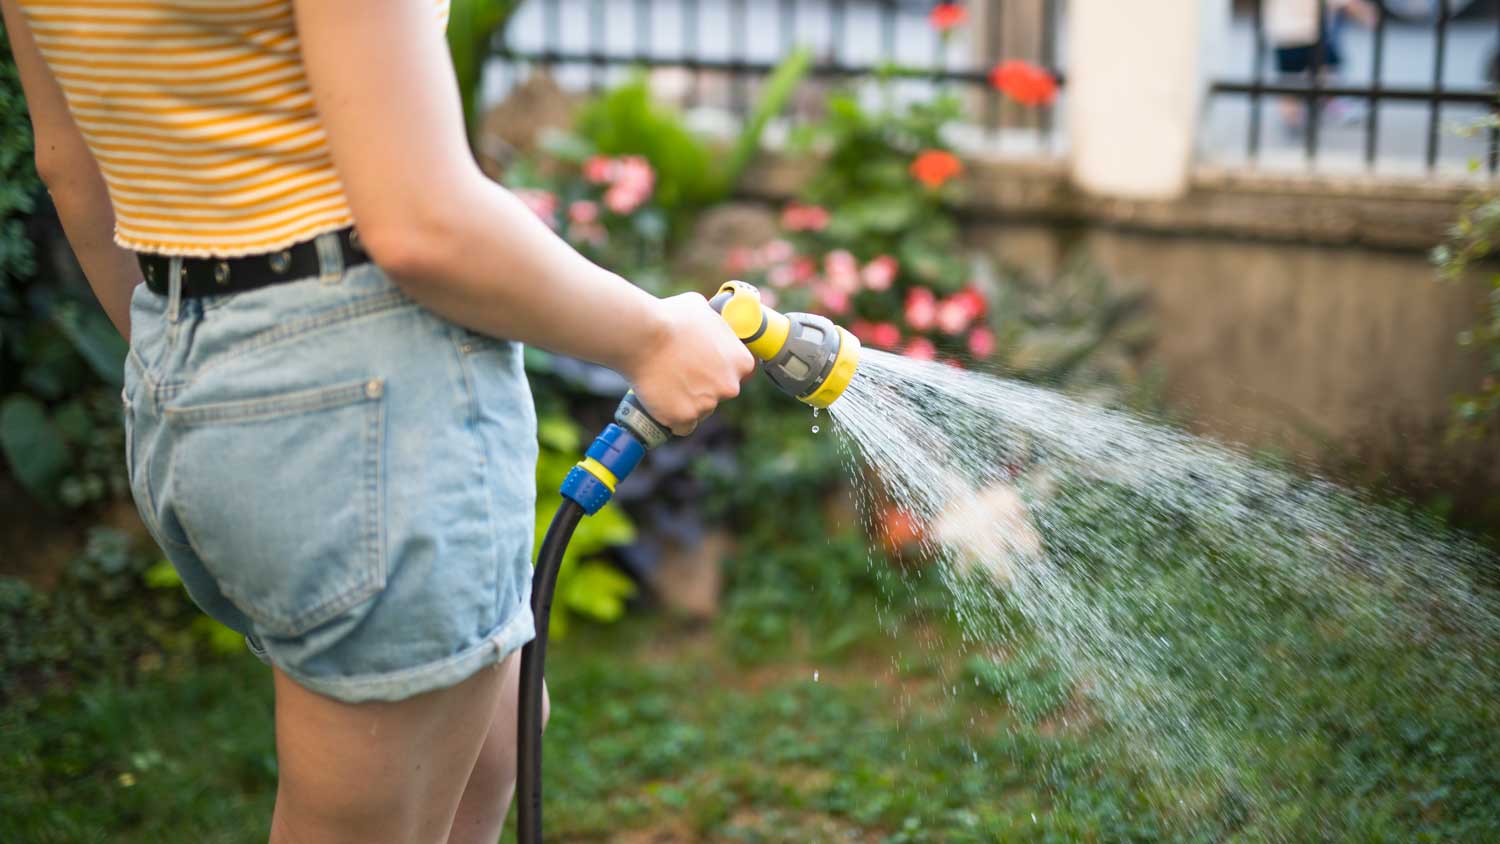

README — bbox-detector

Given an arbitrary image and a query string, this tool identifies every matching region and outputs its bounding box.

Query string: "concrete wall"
[742,156,1499,508]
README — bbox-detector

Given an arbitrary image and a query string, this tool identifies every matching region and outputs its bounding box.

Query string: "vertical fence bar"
[588,0,605,92]
[984,0,1001,135]
[634,0,650,65]
[1040,0,1058,149]
[1305,0,1326,164]
[682,0,699,108]
[1491,6,1500,174]
[544,0,561,69]
[831,0,846,68]
[1249,0,1266,162]
[1428,0,1448,170]
[780,0,796,54]
[730,0,748,115]
[1365,0,1385,169]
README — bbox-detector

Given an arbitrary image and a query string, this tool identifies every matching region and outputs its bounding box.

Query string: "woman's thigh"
[269,656,511,844]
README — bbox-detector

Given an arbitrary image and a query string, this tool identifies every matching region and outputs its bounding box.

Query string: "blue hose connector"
[560,423,647,515]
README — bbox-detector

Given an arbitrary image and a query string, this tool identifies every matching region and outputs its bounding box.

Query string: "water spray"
[516,282,860,844]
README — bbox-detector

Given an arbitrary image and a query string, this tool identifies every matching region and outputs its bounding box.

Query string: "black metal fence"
[1210,0,1500,174]
[491,0,1066,151]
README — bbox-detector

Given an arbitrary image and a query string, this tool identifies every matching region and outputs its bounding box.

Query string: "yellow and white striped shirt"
[20,0,450,257]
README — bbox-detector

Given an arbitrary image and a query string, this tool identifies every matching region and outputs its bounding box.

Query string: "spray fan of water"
[828,349,1500,839]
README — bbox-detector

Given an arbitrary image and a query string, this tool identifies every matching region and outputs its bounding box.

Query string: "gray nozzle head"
[762,312,843,402]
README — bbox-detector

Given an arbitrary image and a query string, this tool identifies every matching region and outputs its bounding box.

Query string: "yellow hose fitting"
[801,327,861,408]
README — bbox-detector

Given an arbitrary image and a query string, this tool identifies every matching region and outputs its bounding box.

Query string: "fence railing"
[1207,0,1500,176]
[491,0,1066,154]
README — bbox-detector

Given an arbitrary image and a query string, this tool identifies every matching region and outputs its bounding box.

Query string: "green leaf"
[537,412,581,453]
[561,561,637,623]
[0,395,69,498]
[52,303,126,387]
[143,560,182,590]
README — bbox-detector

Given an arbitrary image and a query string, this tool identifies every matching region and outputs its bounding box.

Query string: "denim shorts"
[121,235,539,703]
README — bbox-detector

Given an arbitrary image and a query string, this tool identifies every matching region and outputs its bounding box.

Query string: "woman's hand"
[625,293,756,436]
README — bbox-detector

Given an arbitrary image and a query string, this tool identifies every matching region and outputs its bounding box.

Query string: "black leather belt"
[138,227,369,298]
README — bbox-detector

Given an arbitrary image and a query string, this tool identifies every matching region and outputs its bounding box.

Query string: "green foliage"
[0,528,223,707]
[573,50,810,232]
[445,0,520,133]
[0,38,128,509]
[534,409,636,636]
[1432,188,1500,440]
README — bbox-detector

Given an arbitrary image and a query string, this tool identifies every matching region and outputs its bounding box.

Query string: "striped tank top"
[19,0,450,257]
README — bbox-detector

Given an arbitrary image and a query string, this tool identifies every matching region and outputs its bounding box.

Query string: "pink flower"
[725,246,758,274]
[790,256,818,284]
[862,255,898,291]
[967,327,996,358]
[825,249,860,294]
[870,322,902,348]
[759,288,779,309]
[514,188,558,228]
[849,320,876,343]
[616,155,655,194]
[761,239,795,265]
[904,287,937,332]
[569,200,599,225]
[904,337,937,361]
[817,284,850,315]
[767,264,796,288]
[584,156,616,184]
[604,183,648,215]
[781,202,831,232]
[571,221,607,246]
[936,296,975,335]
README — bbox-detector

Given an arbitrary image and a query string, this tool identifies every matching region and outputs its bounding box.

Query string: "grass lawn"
[3,594,1188,844]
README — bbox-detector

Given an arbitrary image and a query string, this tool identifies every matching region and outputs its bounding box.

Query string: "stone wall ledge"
[740,154,1478,253]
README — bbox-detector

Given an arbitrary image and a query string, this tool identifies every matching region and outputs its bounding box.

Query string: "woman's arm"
[1,0,141,342]
[293,0,751,434]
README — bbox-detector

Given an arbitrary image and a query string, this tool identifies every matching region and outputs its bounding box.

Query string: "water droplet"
[812,670,820,682]
[811,424,820,434]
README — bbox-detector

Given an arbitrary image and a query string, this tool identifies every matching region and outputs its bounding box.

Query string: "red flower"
[584,155,616,184]
[870,322,902,348]
[989,60,1058,107]
[781,202,831,232]
[724,246,757,274]
[790,256,818,284]
[909,149,963,190]
[904,287,937,332]
[952,285,988,320]
[849,320,877,343]
[903,337,938,361]
[929,3,967,33]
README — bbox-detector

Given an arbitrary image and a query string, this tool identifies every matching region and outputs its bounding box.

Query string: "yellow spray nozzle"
[710,281,860,409]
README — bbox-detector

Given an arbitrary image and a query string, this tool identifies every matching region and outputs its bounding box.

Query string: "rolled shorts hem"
[250,606,536,703]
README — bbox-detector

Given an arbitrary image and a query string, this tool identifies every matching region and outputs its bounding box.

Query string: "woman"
[1,0,754,841]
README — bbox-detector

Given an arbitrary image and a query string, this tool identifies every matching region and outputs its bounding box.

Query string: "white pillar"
[1067,0,1221,200]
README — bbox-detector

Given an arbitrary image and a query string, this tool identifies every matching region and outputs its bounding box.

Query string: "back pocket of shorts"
[166,378,387,637]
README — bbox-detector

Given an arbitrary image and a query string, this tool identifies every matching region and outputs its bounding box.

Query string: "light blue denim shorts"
[121,235,538,703]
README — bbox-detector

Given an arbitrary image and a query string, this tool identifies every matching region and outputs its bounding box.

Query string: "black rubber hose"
[516,499,585,844]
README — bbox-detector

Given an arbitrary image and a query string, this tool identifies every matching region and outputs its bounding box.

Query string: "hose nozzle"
[709,281,861,409]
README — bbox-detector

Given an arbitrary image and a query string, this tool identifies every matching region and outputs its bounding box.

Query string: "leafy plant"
[446,0,521,133]
[534,409,637,636]
[573,49,811,234]
[0,37,129,509]
[1433,181,1500,440]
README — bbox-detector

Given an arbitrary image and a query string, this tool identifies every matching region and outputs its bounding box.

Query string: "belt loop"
[316,232,344,284]
[166,256,184,323]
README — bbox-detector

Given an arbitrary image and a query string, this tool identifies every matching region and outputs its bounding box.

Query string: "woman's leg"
[446,655,550,844]
[268,660,507,844]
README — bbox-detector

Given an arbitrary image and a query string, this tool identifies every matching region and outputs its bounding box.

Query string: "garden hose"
[516,282,860,844]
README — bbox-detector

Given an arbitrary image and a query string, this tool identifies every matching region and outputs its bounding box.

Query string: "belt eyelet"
[348,229,362,252]
[214,262,231,285]
[269,250,292,273]
[144,264,157,284]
